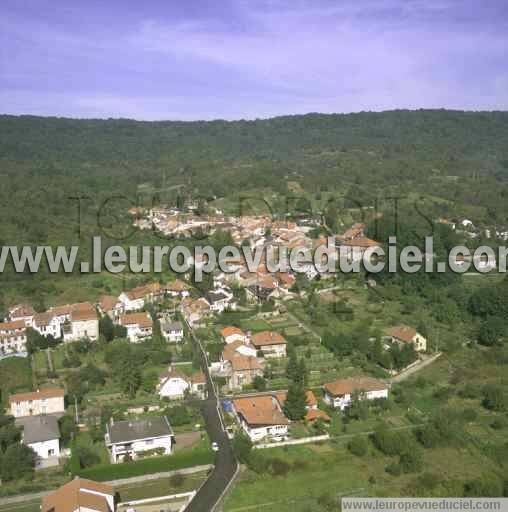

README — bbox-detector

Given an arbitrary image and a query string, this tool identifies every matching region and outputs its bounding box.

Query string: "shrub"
[269,458,290,476]
[490,417,507,430]
[348,436,368,457]
[169,473,185,488]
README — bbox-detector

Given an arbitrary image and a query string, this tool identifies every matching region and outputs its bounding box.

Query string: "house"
[9,388,65,418]
[41,478,115,512]
[323,377,389,411]
[386,325,427,352]
[251,331,287,358]
[8,304,35,326]
[180,298,211,327]
[20,415,60,460]
[205,289,235,313]
[64,304,99,342]
[118,312,153,343]
[161,320,184,343]
[338,237,381,263]
[32,312,61,339]
[165,279,191,298]
[0,320,28,355]
[220,326,248,345]
[228,353,263,391]
[118,286,148,312]
[222,340,257,361]
[157,368,206,400]
[105,416,174,463]
[97,295,123,320]
[232,395,289,442]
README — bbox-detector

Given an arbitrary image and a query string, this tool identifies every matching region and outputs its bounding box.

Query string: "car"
[211,442,219,452]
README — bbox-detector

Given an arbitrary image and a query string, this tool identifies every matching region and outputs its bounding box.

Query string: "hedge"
[77,447,214,481]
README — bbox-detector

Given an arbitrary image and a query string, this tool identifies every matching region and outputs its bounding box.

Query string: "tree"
[1,444,36,481]
[482,384,507,412]
[99,315,115,342]
[119,353,142,398]
[253,375,267,391]
[58,415,77,446]
[283,382,307,421]
[141,370,159,393]
[285,347,299,381]
[478,316,505,346]
[232,431,252,464]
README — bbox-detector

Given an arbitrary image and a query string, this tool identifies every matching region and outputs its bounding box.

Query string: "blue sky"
[1,0,507,120]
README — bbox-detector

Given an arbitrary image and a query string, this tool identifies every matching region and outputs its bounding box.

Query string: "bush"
[399,448,424,473]
[348,436,368,457]
[490,417,507,430]
[232,432,252,464]
[269,458,290,476]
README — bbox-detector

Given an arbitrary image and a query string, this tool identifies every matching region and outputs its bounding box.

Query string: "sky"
[1,0,507,120]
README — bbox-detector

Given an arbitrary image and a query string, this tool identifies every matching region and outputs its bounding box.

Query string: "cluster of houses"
[208,326,288,391]
[229,376,389,443]
[0,302,99,357]
[8,387,65,464]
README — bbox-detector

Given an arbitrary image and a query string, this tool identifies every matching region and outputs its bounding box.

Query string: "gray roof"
[22,415,60,444]
[107,416,173,444]
[162,320,183,332]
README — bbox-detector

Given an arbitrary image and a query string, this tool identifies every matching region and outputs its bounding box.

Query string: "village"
[0,211,442,512]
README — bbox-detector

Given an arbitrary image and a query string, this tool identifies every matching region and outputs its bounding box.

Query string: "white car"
[211,442,219,452]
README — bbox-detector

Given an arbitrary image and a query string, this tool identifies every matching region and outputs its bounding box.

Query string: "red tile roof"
[324,377,387,397]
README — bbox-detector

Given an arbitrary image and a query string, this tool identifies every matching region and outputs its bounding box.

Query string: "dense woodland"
[1,110,508,310]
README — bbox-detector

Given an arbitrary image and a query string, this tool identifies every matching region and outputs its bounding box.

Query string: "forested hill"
[1,110,508,164]
[1,109,508,251]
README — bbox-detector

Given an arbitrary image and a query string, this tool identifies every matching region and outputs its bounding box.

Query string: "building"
[220,326,248,345]
[8,304,35,326]
[118,312,153,343]
[228,353,263,391]
[20,415,60,460]
[0,320,28,355]
[118,286,148,312]
[32,312,62,339]
[251,331,287,358]
[9,388,65,418]
[323,377,389,411]
[64,305,99,342]
[157,368,206,400]
[180,298,211,327]
[105,416,174,463]
[41,478,115,512]
[205,289,235,313]
[165,279,191,298]
[161,320,184,343]
[222,340,257,361]
[97,295,123,320]
[232,395,289,442]
[337,237,381,263]
[275,389,330,423]
[386,325,427,352]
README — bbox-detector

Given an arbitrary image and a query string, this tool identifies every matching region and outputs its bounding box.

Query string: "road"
[184,323,239,512]
[390,352,442,383]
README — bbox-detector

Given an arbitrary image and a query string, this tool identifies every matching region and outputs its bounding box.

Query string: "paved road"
[185,324,238,512]
[391,352,442,383]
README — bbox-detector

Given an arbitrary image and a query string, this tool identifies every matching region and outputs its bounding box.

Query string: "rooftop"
[107,416,173,444]
[324,377,388,397]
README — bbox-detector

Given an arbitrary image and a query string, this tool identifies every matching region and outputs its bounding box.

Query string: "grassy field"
[0,357,33,406]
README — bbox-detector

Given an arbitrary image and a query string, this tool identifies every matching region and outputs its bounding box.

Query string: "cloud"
[0,0,507,119]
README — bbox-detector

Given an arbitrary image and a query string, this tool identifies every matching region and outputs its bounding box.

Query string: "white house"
[118,312,153,343]
[232,395,289,442]
[158,368,206,400]
[8,304,35,326]
[42,478,115,512]
[251,331,287,358]
[64,306,99,342]
[220,326,248,345]
[97,295,123,320]
[105,416,174,463]
[9,388,65,418]
[161,320,184,343]
[386,325,427,352]
[165,279,191,298]
[205,289,236,313]
[32,312,61,339]
[20,415,60,460]
[0,320,28,355]
[118,286,147,312]
[323,377,389,411]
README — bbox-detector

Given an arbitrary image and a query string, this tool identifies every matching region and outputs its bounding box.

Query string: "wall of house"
[159,378,189,399]
[261,344,287,358]
[11,396,65,418]
[240,419,288,442]
[110,435,173,463]
[324,389,388,410]
[28,438,60,459]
